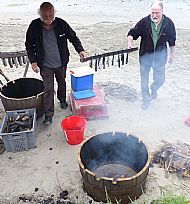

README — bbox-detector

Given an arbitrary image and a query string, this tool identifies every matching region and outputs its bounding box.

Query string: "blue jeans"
[140,64,165,100]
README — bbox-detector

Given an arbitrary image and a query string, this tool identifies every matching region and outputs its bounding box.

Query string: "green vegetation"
[151,191,190,204]
[105,187,120,204]
[105,188,190,204]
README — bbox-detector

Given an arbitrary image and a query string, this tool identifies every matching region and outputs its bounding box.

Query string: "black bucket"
[0,78,44,117]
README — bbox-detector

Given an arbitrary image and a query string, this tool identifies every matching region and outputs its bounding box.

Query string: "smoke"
[139,48,168,67]
[80,132,149,178]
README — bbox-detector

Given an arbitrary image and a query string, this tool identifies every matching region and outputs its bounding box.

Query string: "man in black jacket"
[127,0,176,110]
[25,2,86,124]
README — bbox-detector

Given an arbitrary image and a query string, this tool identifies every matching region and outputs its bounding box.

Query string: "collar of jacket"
[37,17,58,29]
[36,18,59,44]
[145,14,167,36]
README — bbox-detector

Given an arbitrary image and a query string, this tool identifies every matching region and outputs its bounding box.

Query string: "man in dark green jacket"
[25,2,86,124]
[127,0,176,110]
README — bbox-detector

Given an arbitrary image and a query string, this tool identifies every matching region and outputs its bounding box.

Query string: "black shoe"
[43,115,52,125]
[60,101,68,109]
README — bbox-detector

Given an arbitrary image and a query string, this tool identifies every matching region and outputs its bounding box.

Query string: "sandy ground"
[0,0,190,203]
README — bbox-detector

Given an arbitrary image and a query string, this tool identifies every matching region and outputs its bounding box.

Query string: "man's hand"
[168,46,175,64]
[127,35,134,49]
[79,51,87,61]
[31,62,39,73]
[168,54,174,64]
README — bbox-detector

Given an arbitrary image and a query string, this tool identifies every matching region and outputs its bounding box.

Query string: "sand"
[0,0,190,203]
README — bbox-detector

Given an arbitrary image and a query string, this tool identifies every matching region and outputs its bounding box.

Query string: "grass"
[104,188,190,204]
[151,191,190,204]
[105,187,120,204]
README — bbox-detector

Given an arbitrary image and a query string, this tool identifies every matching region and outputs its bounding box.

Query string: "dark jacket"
[128,15,176,66]
[25,17,84,69]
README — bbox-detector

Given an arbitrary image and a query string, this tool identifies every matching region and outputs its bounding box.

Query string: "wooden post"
[23,58,29,77]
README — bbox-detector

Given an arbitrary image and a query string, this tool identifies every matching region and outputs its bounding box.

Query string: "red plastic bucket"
[61,116,86,145]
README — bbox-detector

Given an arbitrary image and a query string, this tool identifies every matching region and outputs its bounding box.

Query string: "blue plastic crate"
[72,89,96,100]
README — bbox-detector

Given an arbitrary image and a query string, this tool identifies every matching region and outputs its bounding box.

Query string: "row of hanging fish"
[0,47,138,69]
[4,113,33,133]
[81,47,138,71]
[0,50,28,68]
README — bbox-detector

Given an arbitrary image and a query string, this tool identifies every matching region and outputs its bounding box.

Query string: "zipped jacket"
[128,15,176,66]
[25,17,84,69]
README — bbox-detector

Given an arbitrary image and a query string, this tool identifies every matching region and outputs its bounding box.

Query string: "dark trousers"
[40,67,66,117]
[140,64,165,100]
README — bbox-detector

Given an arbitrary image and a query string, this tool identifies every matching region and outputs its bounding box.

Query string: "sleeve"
[64,21,85,53]
[167,19,176,47]
[127,19,144,40]
[25,22,37,63]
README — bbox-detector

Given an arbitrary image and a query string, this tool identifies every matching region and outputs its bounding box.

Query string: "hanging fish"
[17,56,23,66]
[22,56,26,64]
[106,56,110,67]
[118,54,120,68]
[121,53,124,65]
[125,53,128,64]
[11,58,14,65]
[12,57,18,68]
[112,55,114,66]
[8,58,13,68]
[102,57,105,69]
[98,57,101,69]
[95,57,98,72]
[2,58,7,66]
[89,59,93,68]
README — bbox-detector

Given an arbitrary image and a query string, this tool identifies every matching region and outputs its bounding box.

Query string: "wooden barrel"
[78,132,151,204]
[0,78,44,117]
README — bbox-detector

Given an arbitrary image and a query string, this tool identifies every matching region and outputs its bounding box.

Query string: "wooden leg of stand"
[0,68,10,82]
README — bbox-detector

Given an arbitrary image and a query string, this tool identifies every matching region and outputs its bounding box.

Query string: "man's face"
[40,8,54,26]
[151,4,163,24]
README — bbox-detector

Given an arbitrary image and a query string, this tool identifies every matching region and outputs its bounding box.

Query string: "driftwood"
[0,50,29,77]
[153,140,190,177]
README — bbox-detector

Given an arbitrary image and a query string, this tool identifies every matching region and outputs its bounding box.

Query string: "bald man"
[127,0,176,110]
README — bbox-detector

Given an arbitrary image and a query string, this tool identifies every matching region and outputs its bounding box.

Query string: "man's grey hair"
[40,2,54,11]
[151,0,163,10]
[38,2,56,16]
